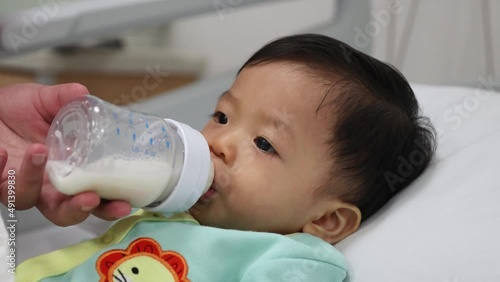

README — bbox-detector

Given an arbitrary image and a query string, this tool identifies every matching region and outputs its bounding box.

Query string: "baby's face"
[189,62,335,234]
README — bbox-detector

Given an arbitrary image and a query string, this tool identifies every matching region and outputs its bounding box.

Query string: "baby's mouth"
[190,186,216,212]
[199,185,217,202]
[200,185,217,201]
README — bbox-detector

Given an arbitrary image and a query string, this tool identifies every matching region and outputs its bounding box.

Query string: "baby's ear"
[302,199,361,244]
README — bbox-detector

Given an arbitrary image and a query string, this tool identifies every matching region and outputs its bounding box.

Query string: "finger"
[57,191,101,226]
[15,144,48,210]
[92,200,132,221]
[0,147,8,206]
[38,83,89,121]
[38,191,101,227]
[0,147,7,175]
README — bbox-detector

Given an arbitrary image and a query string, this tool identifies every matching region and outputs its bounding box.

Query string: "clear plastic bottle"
[45,95,214,213]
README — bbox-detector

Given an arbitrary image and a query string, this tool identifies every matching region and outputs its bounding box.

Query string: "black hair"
[238,34,436,222]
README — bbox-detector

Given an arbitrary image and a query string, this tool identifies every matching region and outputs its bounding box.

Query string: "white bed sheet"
[336,84,500,281]
[2,82,499,281]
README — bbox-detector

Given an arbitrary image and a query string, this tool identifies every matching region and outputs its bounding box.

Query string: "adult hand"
[0,83,131,226]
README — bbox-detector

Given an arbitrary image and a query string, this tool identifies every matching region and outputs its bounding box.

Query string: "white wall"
[126,0,500,87]
[370,0,499,88]
[125,0,335,77]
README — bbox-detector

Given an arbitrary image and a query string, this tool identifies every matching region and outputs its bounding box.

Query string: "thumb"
[38,83,89,122]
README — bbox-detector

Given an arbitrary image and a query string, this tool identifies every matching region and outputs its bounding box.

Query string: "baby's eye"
[254,137,276,155]
[211,111,228,124]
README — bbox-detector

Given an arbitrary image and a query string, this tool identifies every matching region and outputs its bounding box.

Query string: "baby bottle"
[45,95,214,213]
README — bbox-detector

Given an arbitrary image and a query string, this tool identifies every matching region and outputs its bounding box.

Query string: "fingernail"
[32,154,47,166]
[81,206,94,212]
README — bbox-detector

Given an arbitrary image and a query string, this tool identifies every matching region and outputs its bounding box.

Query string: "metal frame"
[0,0,372,59]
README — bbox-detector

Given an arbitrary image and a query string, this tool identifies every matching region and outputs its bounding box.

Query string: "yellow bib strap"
[16,211,198,282]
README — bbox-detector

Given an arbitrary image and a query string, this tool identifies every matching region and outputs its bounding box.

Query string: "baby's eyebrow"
[258,110,296,145]
[217,90,238,103]
[217,91,227,102]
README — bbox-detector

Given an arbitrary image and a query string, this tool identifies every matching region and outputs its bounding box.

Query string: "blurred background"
[0,0,498,105]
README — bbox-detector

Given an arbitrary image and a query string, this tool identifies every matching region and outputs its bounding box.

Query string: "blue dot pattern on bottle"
[116,128,120,136]
[133,133,136,141]
[166,141,170,149]
[150,138,153,145]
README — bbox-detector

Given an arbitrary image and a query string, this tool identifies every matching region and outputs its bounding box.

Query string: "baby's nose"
[209,133,238,165]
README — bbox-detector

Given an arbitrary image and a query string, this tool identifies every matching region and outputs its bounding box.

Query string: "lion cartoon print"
[96,237,190,282]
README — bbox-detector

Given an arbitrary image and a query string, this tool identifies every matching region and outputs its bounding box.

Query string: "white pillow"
[336,84,500,281]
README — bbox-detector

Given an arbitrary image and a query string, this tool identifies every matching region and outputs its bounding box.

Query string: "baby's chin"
[189,209,217,228]
[189,198,215,223]
[189,186,220,218]
[188,200,231,229]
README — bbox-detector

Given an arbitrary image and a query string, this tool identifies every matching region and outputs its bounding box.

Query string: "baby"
[17,34,436,282]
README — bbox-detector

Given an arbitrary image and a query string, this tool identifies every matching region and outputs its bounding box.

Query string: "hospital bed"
[1,1,500,281]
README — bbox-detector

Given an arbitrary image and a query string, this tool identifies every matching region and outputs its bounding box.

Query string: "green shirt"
[17,210,347,282]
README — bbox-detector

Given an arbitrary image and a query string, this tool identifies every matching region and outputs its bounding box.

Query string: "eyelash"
[209,111,278,156]
[210,111,227,124]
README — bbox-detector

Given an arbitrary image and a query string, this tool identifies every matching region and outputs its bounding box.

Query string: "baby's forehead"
[233,62,337,125]
[239,63,333,103]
